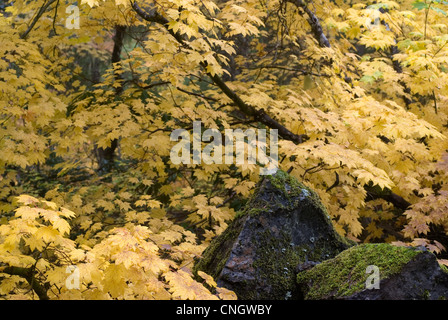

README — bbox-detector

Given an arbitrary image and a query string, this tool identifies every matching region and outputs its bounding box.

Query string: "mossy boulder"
[297,243,448,300]
[193,170,353,300]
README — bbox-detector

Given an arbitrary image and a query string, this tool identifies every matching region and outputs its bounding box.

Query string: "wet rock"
[193,170,353,300]
[297,243,448,300]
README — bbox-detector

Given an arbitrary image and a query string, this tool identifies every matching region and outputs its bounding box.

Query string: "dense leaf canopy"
[1,0,448,299]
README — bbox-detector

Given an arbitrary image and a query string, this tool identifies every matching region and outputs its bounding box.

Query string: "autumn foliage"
[1,0,448,299]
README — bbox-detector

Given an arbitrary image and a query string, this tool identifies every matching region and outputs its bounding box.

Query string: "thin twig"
[21,0,57,39]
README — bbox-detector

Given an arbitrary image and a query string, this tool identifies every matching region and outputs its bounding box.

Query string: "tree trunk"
[97,25,125,173]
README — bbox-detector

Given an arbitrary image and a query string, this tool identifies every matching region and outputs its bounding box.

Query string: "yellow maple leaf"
[16,195,39,206]
[197,271,217,288]
[113,250,140,269]
[15,206,38,220]
[34,226,59,243]
[103,264,125,298]
[60,207,76,219]
[24,235,45,252]
[81,0,99,7]
[52,218,71,236]
[216,287,238,300]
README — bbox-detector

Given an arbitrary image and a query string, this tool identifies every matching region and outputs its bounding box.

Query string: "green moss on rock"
[238,170,331,219]
[251,230,351,299]
[297,243,422,299]
[440,263,448,274]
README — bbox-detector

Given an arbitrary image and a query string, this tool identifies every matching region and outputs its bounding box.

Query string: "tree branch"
[176,87,219,102]
[130,0,412,211]
[21,0,57,40]
[130,0,306,144]
[1,266,49,300]
[364,184,411,211]
[282,0,414,209]
[285,0,330,48]
[326,172,339,192]
[242,65,331,77]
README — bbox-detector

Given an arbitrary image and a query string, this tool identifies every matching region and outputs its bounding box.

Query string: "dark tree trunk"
[97,25,125,173]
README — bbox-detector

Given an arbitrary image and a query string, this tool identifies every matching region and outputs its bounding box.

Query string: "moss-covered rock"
[297,243,448,300]
[193,170,353,300]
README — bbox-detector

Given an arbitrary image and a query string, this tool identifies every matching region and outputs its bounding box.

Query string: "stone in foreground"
[193,170,353,300]
[297,243,448,300]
